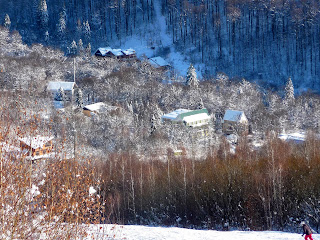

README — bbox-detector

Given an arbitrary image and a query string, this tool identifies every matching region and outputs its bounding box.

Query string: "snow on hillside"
[116,0,202,78]
[87,225,319,240]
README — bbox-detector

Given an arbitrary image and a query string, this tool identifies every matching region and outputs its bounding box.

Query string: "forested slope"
[1,0,320,90]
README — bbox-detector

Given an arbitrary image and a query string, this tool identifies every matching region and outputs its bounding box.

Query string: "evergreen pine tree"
[44,31,49,43]
[55,87,65,101]
[78,39,84,56]
[83,20,91,42]
[4,14,11,29]
[153,105,163,126]
[74,88,83,108]
[85,43,92,57]
[69,40,77,56]
[186,64,199,88]
[198,98,204,109]
[285,77,295,104]
[57,8,67,39]
[127,101,133,113]
[38,0,49,29]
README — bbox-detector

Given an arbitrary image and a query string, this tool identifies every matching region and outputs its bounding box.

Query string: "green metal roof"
[177,109,209,120]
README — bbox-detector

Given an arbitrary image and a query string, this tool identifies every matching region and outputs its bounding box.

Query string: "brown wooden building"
[20,136,54,158]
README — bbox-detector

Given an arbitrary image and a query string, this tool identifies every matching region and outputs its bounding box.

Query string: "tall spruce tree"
[78,39,84,56]
[69,40,77,56]
[285,77,295,104]
[38,0,48,30]
[198,98,204,109]
[57,7,67,39]
[83,20,91,42]
[74,88,83,108]
[55,87,65,101]
[4,14,11,29]
[85,43,92,57]
[186,64,199,88]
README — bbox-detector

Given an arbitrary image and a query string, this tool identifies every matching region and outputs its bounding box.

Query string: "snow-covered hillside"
[87,225,319,240]
[3,0,320,89]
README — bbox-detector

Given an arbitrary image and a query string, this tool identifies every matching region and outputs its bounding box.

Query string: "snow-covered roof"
[183,113,211,123]
[25,152,56,161]
[278,132,306,143]
[48,81,75,91]
[162,109,210,125]
[96,47,112,56]
[96,47,135,57]
[19,136,54,149]
[109,49,124,56]
[122,48,136,56]
[83,102,119,115]
[223,110,247,123]
[149,57,170,68]
[162,109,191,121]
[83,102,106,112]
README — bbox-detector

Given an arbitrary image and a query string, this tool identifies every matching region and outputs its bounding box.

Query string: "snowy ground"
[87,225,319,240]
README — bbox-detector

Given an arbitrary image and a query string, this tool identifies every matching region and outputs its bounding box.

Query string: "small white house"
[162,109,211,128]
[222,110,248,135]
[47,81,76,101]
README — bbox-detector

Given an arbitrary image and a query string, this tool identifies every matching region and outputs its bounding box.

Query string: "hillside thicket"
[98,133,320,231]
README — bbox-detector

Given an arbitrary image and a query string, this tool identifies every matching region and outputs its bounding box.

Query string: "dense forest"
[1,0,320,89]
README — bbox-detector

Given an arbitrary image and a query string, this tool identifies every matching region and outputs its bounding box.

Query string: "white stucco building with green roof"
[161,109,211,127]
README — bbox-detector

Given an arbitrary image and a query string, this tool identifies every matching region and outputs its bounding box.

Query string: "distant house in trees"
[83,102,119,117]
[94,47,111,57]
[94,47,136,59]
[47,81,76,102]
[148,57,171,70]
[121,49,136,59]
[278,132,306,144]
[162,109,211,128]
[19,136,54,159]
[222,110,249,135]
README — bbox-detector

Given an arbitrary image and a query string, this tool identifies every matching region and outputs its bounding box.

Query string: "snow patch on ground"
[86,224,319,240]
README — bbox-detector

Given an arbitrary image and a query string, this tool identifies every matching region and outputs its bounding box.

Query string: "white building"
[161,109,211,128]
[47,81,76,101]
[222,110,248,135]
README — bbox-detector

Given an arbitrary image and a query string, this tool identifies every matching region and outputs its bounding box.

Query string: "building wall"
[185,118,210,128]
[50,90,73,101]
[20,140,53,157]
[223,120,248,135]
